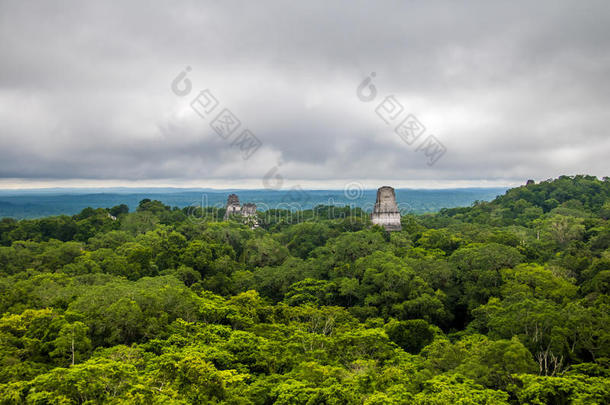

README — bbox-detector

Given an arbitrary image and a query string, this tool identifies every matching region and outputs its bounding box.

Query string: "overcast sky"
[0,0,609,189]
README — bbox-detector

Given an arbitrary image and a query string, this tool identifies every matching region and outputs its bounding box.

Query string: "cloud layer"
[1,0,609,188]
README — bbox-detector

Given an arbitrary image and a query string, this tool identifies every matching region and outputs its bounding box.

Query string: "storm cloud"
[0,0,609,188]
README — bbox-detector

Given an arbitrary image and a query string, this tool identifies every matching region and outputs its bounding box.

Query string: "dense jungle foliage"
[0,175,609,404]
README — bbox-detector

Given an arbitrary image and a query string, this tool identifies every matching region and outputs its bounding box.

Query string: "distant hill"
[440,175,610,225]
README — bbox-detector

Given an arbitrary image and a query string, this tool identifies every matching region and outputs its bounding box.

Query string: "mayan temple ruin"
[223,194,258,227]
[223,194,241,220]
[370,186,402,231]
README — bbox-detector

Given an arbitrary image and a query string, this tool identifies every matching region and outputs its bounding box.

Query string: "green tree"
[50,321,91,366]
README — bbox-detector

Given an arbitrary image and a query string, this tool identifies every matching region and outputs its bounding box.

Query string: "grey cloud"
[0,0,609,187]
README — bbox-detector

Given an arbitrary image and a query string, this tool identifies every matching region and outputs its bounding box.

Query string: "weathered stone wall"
[371,186,402,231]
[242,203,257,217]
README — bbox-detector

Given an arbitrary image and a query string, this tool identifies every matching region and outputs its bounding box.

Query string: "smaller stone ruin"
[241,203,259,228]
[241,203,257,217]
[370,186,402,231]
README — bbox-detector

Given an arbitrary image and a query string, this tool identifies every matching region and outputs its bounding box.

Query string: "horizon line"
[0,185,513,193]
[0,178,529,191]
